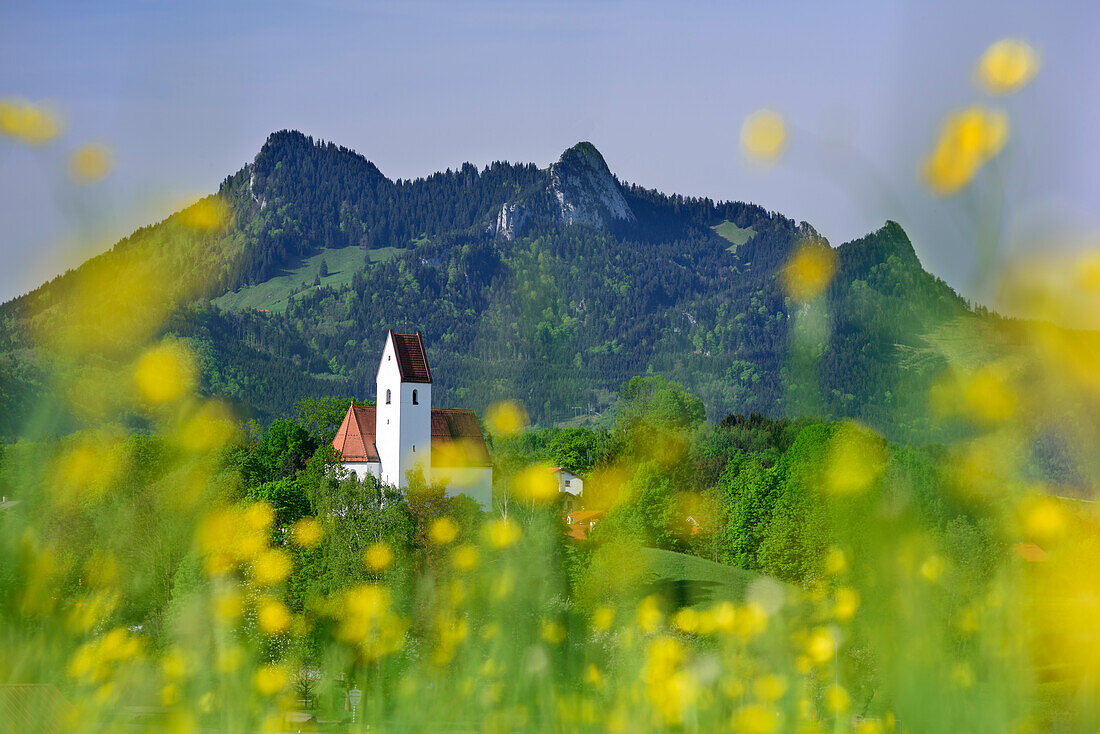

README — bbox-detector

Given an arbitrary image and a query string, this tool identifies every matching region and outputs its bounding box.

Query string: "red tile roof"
[0,684,72,732]
[332,406,490,468]
[431,409,491,467]
[1013,542,1048,562]
[391,331,432,383]
[333,405,380,462]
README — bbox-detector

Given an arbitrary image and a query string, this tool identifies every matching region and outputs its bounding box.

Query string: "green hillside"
[711,219,755,251]
[213,246,405,312]
[638,547,762,606]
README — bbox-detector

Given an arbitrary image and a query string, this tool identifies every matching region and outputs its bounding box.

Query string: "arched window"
[386,389,391,404]
[412,389,418,405]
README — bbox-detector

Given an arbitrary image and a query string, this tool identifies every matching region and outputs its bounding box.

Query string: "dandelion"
[922,106,1008,195]
[452,543,479,571]
[429,517,459,545]
[251,549,292,586]
[637,595,663,633]
[69,143,113,182]
[364,541,394,571]
[754,674,787,703]
[292,517,323,548]
[541,618,567,644]
[254,665,288,697]
[977,39,1039,95]
[825,547,848,575]
[834,587,860,622]
[920,554,946,583]
[733,703,779,734]
[485,517,520,548]
[257,598,291,635]
[515,464,559,503]
[485,400,527,436]
[673,607,699,634]
[782,241,837,302]
[825,422,887,495]
[741,109,786,162]
[592,606,615,632]
[0,98,61,144]
[132,341,197,405]
[1019,494,1067,542]
[806,627,837,664]
[825,684,850,713]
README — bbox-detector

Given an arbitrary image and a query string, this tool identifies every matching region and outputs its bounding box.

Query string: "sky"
[1,0,1097,305]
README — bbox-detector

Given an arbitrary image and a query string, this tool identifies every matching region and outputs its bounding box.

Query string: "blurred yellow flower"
[825,684,850,713]
[673,607,699,634]
[733,703,779,734]
[637,595,663,634]
[541,618,567,644]
[825,547,848,575]
[824,423,887,495]
[213,590,243,623]
[485,400,527,436]
[515,464,559,504]
[977,39,1039,95]
[922,107,1008,195]
[364,541,394,571]
[806,627,836,664]
[485,517,520,548]
[254,664,288,697]
[754,674,787,703]
[133,341,197,405]
[452,543,479,571]
[592,606,615,632]
[177,400,237,453]
[251,549,291,585]
[69,143,113,183]
[292,517,323,548]
[429,517,459,545]
[920,554,946,583]
[782,241,836,302]
[179,196,230,231]
[834,587,860,622]
[257,598,291,634]
[1019,493,1067,542]
[0,98,61,144]
[741,109,786,162]
[962,365,1017,424]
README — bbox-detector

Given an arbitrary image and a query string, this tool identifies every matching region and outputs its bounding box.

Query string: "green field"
[213,246,405,312]
[712,220,756,252]
[638,547,762,607]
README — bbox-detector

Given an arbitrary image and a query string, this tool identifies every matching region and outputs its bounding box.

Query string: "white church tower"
[375,330,432,487]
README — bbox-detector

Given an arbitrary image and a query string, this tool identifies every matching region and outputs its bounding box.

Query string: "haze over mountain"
[1,131,985,443]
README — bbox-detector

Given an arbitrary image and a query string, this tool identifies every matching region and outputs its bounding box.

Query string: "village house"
[332,330,493,508]
[552,467,584,512]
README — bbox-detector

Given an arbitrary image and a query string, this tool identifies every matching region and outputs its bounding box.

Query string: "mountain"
[0,131,978,443]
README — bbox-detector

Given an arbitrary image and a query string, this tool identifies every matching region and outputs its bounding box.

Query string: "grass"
[638,547,762,607]
[712,220,756,252]
[213,246,405,312]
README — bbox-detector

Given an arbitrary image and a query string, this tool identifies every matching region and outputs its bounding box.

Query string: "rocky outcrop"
[492,142,635,239]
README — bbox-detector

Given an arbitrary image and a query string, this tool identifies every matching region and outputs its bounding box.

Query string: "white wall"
[375,334,402,486]
[555,469,583,497]
[344,462,382,481]
[398,381,431,486]
[432,466,492,510]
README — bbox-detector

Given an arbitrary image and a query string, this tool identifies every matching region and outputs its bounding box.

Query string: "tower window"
[386,389,391,404]
[412,389,418,405]
[412,445,416,452]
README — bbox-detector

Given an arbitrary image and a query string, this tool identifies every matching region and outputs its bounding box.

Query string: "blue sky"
[1,0,1097,304]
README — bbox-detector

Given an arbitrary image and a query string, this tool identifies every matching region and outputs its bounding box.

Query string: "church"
[332,331,493,508]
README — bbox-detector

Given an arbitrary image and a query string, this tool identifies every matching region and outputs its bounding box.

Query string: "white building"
[552,467,583,512]
[333,330,493,508]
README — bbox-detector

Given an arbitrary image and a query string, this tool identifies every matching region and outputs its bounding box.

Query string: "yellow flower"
[69,143,113,183]
[754,674,787,704]
[922,107,1008,195]
[515,464,559,504]
[292,517,323,548]
[824,547,848,575]
[977,39,1039,95]
[485,401,527,436]
[961,365,1017,424]
[179,196,230,231]
[782,242,836,302]
[806,627,836,664]
[591,606,615,632]
[733,704,779,734]
[673,607,699,634]
[429,517,459,545]
[825,684,850,713]
[834,587,860,622]
[133,341,198,405]
[251,549,292,586]
[0,98,61,144]
[584,663,604,688]
[1019,494,1067,542]
[824,422,887,496]
[541,618,566,644]
[257,598,291,635]
[485,517,520,548]
[254,664,288,696]
[637,595,663,634]
[452,544,479,571]
[920,554,946,583]
[741,109,786,162]
[363,542,394,571]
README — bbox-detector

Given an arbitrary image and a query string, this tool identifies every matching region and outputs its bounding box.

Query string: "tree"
[319,258,329,278]
[547,428,603,474]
